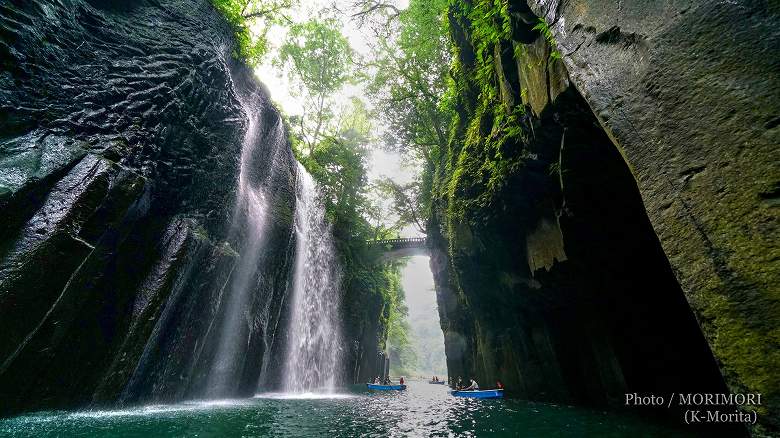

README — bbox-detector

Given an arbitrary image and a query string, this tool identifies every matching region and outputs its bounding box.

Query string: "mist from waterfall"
[283,164,343,393]
[205,107,279,397]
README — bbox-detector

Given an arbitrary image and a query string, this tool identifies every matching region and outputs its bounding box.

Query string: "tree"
[366,0,452,163]
[211,0,295,65]
[299,98,371,224]
[384,270,418,376]
[276,19,356,153]
[375,178,426,234]
[348,0,402,28]
[354,0,453,234]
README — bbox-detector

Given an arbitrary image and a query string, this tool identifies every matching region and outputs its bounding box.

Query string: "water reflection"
[1,381,693,437]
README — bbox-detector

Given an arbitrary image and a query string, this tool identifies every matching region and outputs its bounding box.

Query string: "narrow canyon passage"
[386,256,447,380]
[0,0,774,435]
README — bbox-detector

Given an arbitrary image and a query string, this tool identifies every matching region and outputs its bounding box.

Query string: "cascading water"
[120,84,293,402]
[282,164,343,393]
[205,104,281,397]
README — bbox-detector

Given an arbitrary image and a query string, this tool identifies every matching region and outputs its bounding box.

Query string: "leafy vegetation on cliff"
[360,0,532,230]
[532,18,562,60]
[210,0,295,65]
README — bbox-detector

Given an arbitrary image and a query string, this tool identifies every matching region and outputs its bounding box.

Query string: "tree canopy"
[210,0,295,65]
[367,0,452,165]
[276,18,356,152]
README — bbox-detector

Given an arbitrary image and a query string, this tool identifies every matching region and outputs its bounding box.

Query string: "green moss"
[701,293,777,418]
[191,223,210,241]
[438,0,533,232]
[445,95,527,224]
[216,241,240,258]
[532,18,562,61]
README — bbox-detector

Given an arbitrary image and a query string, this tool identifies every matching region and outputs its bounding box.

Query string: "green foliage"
[276,19,356,151]
[448,120,526,221]
[277,19,354,96]
[465,0,512,102]
[433,0,533,226]
[385,270,418,375]
[210,0,293,66]
[532,18,562,61]
[388,319,418,375]
[299,138,371,232]
[365,0,453,232]
[375,178,427,234]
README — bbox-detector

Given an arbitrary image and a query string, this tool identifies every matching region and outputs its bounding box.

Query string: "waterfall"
[283,164,343,393]
[205,105,281,397]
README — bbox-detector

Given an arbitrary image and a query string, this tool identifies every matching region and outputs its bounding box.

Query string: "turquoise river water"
[1,381,694,437]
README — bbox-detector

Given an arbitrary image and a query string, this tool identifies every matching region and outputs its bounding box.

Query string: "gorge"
[0,0,777,436]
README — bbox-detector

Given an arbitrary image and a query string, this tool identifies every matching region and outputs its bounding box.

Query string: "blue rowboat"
[367,383,406,391]
[451,389,504,399]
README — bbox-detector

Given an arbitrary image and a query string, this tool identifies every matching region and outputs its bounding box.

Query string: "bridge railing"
[367,237,428,248]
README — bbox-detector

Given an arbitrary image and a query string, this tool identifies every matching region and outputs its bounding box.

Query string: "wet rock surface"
[0,0,297,415]
[529,0,780,431]
[433,0,776,434]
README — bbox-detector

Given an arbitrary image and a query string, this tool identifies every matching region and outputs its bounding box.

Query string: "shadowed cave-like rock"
[430,79,742,434]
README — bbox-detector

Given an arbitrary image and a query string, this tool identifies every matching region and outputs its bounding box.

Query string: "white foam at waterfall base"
[254,392,355,400]
[282,163,343,393]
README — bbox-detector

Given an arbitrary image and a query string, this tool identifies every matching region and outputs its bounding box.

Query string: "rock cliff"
[0,0,297,415]
[431,0,777,433]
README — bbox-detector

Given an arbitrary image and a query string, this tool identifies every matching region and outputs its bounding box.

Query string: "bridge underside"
[379,246,430,261]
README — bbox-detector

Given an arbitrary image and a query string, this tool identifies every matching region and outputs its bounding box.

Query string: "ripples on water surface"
[1,382,693,437]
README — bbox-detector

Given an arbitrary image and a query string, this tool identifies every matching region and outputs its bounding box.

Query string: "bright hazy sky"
[403,256,436,316]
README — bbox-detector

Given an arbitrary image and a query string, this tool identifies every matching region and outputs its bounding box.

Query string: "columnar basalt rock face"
[432,0,776,434]
[0,0,297,415]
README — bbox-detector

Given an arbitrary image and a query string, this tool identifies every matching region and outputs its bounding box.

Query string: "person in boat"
[399,376,405,385]
[463,378,479,391]
[456,376,463,389]
[373,376,380,384]
[496,380,503,389]
[383,376,391,385]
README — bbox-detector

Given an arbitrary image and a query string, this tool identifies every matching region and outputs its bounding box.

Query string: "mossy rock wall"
[432,0,776,433]
[528,0,779,431]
